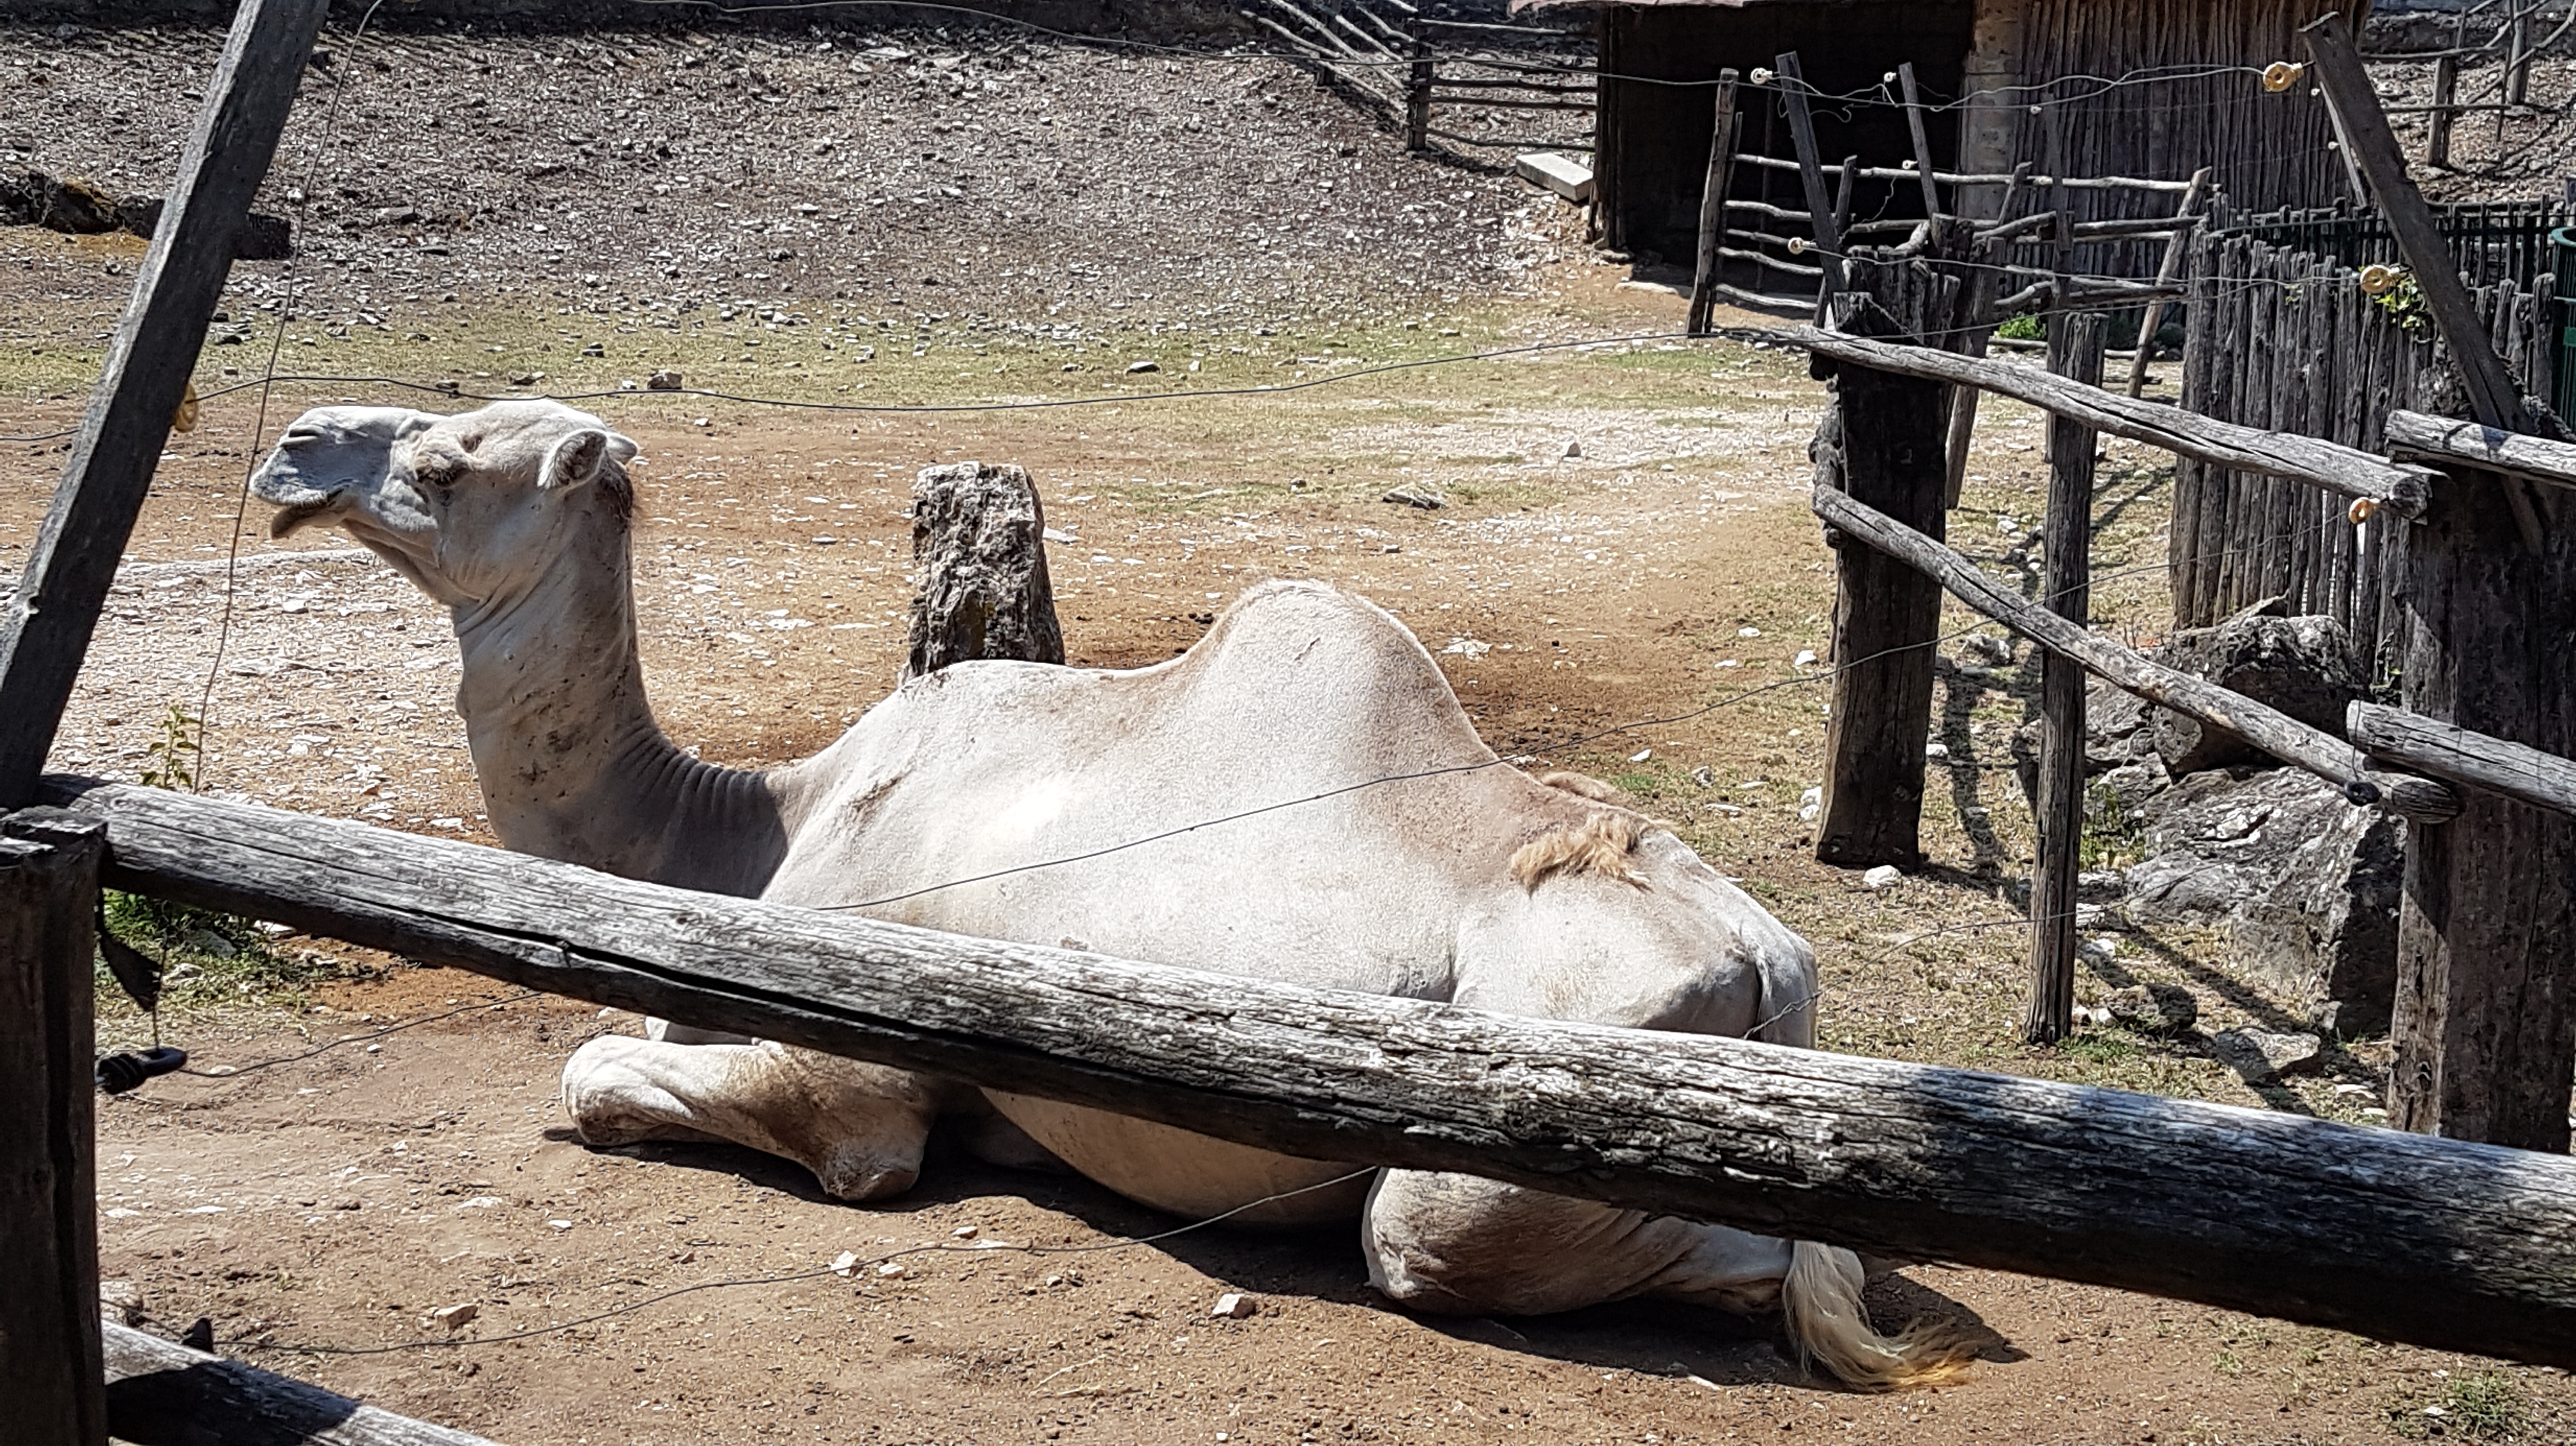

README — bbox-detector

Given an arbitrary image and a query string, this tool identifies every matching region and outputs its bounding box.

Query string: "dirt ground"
[7,10,2575,1446]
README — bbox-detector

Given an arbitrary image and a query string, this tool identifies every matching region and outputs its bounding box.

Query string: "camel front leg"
[1361,1169,1793,1318]
[561,1035,942,1201]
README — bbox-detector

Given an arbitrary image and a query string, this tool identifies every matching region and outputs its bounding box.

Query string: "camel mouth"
[266,496,339,538]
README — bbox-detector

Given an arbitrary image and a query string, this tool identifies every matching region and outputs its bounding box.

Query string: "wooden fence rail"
[34,776,2576,1368]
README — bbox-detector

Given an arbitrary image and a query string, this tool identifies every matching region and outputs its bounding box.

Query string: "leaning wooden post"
[0,809,108,1446]
[2124,167,2211,398]
[0,0,328,807]
[1943,164,2030,508]
[2386,462,2576,1151]
[1814,276,1950,869]
[2023,313,2104,1045]
[1896,63,1943,220]
[1406,40,1432,152]
[1685,69,1741,337]
[1773,52,1844,306]
[904,462,1065,678]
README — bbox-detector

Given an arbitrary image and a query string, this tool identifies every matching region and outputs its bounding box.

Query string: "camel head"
[250,399,639,608]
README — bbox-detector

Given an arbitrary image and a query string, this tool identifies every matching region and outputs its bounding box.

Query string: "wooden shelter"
[1520,0,2372,266]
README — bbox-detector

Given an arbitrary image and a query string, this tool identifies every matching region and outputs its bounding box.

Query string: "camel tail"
[1780,1240,1977,1390]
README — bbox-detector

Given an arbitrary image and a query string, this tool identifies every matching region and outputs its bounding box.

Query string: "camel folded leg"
[1361,1169,1792,1318]
[560,1035,942,1201]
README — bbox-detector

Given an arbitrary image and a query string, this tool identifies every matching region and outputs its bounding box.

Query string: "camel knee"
[562,1035,723,1147]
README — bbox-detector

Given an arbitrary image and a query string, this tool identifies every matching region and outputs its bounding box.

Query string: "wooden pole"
[2428,53,2458,169]
[2349,701,2576,821]
[1896,63,1943,220]
[0,0,329,808]
[1798,326,2437,516]
[104,1320,499,1446]
[0,809,108,1446]
[43,777,2576,1366]
[2388,462,2576,1152]
[1406,40,1432,152]
[2023,313,2103,1046]
[1685,69,1742,338]
[1945,164,2028,508]
[2304,10,2554,551]
[1809,485,2462,823]
[1772,52,1844,305]
[1814,288,1947,869]
[2124,167,2211,398]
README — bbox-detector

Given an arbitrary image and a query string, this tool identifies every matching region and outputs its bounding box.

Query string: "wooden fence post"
[1685,69,1741,337]
[0,809,107,1446]
[2428,53,2458,169]
[1814,275,1950,869]
[1895,63,1942,220]
[0,0,328,807]
[1406,42,1432,152]
[2023,314,2104,1045]
[2124,167,2211,398]
[2388,466,2576,1150]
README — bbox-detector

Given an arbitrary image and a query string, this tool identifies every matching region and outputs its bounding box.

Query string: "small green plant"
[137,703,202,792]
[2079,780,2148,871]
[1611,770,1658,796]
[2213,1348,2244,1378]
[1996,313,2046,342]
[2387,1371,2531,1440]
[2373,275,2433,338]
[2061,1030,2138,1066]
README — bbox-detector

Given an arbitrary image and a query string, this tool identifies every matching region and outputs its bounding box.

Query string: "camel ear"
[539,428,638,491]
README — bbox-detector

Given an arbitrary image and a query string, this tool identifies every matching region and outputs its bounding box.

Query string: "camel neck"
[450,499,795,897]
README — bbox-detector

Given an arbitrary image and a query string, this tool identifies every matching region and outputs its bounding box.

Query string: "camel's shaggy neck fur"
[451,475,796,897]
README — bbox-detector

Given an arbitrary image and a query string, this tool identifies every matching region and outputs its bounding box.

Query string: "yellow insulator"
[2349,496,2380,526]
[2359,264,2405,296]
[171,381,199,434]
[2262,61,2306,93]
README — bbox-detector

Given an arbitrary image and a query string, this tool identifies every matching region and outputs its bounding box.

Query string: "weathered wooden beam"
[1809,487,2462,823]
[2024,315,2103,1045]
[1791,326,2437,516]
[2303,11,2552,551]
[2386,408,2576,491]
[0,810,107,1446]
[103,1320,496,1446]
[1684,69,1741,339]
[2350,702,2576,821]
[38,776,2576,1366]
[0,0,329,808]
[1813,294,1948,869]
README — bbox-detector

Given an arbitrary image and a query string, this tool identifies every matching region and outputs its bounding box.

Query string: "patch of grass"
[95,890,344,1016]
[2079,779,2147,871]
[1996,314,2045,342]
[2386,1371,2531,1440]
[2058,1030,2138,1066]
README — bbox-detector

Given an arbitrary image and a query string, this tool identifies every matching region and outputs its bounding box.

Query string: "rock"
[1793,649,1818,668]
[1513,151,1594,204]
[647,369,685,390]
[1562,439,1582,459]
[830,1251,860,1277]
[1126,359,1159,373]
[1861,864,1903,890]
[429,1302,478,1332]
[906,460,1064,680]
[1381,487,1445,510]
[1211,1292,1257,1320]
[579,342,604,358]
[2211,1027,2324,1084]
[2012,679,2163,813]
[951,1224,977,1238]
[180,1318,213,1353]
[1798,785,1821,823]
[876,1261,907,1278]
[1690,765,1714,788]
[98,1279,145,1327]
[2103,983,2198,1036]
[2076,869,2128,903]
[2150,605,2361,776]
[2125,767,2403,1033]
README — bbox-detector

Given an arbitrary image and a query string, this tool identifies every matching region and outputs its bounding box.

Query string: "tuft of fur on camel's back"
[1510,771,1650,889]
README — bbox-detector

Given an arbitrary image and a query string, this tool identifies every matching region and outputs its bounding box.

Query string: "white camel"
[249,399,1965,1389]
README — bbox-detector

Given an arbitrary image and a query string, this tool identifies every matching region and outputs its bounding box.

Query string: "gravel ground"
[0,10,1595,345]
